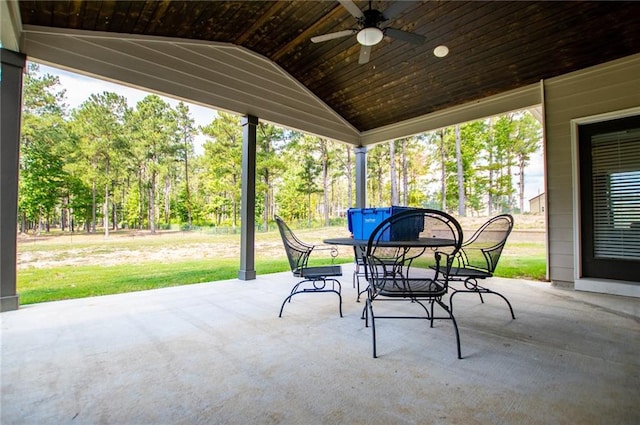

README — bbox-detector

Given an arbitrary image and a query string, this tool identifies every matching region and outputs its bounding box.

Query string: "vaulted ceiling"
[13,1,640,143]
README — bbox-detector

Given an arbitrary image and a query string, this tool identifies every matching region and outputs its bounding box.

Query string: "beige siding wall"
[544,53,640,286]
[529,193,545,214]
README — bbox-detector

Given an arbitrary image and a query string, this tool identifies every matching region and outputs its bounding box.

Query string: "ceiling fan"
[311,0,426,64]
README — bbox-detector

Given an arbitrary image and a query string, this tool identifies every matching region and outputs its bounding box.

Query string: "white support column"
[355,146,367,208]
[1,48,26,311]
[238,115,258,280]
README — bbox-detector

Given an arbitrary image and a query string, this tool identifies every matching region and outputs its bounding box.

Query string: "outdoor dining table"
[324,236,459,298]
[323,237,457,249]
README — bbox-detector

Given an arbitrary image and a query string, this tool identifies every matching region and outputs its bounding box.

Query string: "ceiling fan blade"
[385,27,426,44]
[338,0,364,19]
[382,1,413,21]
[358,45,372,64]
[311,29,356,43]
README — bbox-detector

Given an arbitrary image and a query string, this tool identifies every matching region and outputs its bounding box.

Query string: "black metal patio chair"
[354,244,403,304]
[444,214,516,319]
[275,216,343,317]
[363,209,464,359]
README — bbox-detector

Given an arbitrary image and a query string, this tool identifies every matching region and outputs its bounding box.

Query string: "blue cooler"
[347,206,421,241]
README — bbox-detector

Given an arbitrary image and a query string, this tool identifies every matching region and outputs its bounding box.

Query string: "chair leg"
[366,298,377,358]
[449,287,516,320]
[356,283,368,303]
[429,299,435,328]
[491,290,515,319]
[354,270,370,303]
[436,299,462,359]
[326,278,343,317]
[279,278,343,318]
[279,294,294,317]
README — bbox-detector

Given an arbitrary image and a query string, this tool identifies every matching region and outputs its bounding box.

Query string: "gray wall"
[544,53,640,289]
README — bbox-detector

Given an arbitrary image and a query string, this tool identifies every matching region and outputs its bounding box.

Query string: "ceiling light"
[434,45,449,58]
[357,27,384,46]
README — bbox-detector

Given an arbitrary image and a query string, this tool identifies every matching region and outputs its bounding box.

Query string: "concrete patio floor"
[2,265,639,424]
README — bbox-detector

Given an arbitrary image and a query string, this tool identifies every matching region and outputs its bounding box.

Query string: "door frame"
[571,106,640,297]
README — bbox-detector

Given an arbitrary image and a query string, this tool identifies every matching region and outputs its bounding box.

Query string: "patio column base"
[238,270,256,280]
[1,295,19,312]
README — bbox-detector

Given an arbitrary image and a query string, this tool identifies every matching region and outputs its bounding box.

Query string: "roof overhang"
[1,0,21,51]
[21,26,362,144]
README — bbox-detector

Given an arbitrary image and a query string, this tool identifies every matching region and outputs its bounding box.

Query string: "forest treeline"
[19,64,542,236]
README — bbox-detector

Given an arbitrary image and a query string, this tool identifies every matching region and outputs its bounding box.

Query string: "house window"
[591,134,640,260]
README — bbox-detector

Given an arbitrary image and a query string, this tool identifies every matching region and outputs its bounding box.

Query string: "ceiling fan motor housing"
[359,9,385,29]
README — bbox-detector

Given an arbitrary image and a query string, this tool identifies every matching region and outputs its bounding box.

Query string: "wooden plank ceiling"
[18,1,640,132]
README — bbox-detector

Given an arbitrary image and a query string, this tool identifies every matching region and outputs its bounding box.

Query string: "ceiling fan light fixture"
[357,27,384,46]
[434,45,449,58]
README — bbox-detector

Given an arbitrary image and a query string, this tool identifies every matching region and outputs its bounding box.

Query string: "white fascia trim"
[359,82,542,146]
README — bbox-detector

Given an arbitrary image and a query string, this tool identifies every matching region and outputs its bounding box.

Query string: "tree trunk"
[519,157,526,213]
[507,154,514,212]
[322,142,330,227]
[456,125,466,216]
[390,141,398,205]
[91,180,96,233]
[61,196,68,232]
[232,173,238,228]
[104,182,110,239]
[164,175,171,224]
[488,119,494,216]
[104,160,110,238]
[138,171,144,230]
[378,166,384,205]
[401,139,408,205]
[346,146,353,208]
[112,195,117,231]
[263,170,270,231]
[439,130,446,211]
[149,170,156,234]
[184,138,192,230]
[308,192,312,227]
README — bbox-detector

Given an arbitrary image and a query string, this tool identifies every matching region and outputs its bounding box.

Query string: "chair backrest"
[365,209,464,282]
[275,216,313,276]
[458,214,514,274]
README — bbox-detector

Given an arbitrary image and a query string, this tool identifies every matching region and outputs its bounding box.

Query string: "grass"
[17,223,546,305]
[18,259,242,304]
[494,258,546,280]
[17,257,353,305]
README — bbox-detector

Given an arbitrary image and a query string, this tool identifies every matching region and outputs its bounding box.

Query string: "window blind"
[591,128,640,260]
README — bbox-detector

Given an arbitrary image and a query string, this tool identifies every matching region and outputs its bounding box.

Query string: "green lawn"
[17,257,354,305]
